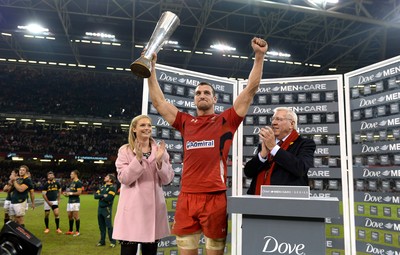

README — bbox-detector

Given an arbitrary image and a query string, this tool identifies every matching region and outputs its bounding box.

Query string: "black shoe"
[96,242,105,247]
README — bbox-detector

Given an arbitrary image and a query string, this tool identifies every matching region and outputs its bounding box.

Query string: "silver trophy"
[130,11,180,78]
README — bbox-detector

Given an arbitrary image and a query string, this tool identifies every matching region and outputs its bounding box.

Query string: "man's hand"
[259,126,276,151]
[150,52,157,71]
[251,37,268,55]
[141,50,158,75]
[9,174,16,182]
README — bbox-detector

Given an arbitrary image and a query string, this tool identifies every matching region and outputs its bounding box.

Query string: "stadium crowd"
[0,63,147,193]
[0,121,126,156]
[0,65,142,119]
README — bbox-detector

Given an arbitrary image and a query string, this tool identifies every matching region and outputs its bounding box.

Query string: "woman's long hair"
[127,115,152,152]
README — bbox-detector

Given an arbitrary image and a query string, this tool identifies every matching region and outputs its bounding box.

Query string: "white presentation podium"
[228,195,339,255]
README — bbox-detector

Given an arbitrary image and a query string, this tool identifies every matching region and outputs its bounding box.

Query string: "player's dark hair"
[107,174,116,183]
[72,170,80,178]
[19,165,29,172]
[196,82,215,96]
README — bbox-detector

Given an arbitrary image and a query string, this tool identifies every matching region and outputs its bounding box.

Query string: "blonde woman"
[113,115,174,255]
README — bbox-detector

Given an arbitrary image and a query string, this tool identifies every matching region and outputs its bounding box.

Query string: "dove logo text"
[362,169,381,177]
[365,218,384,229]
[358,75,375,84]
[359,98,377,107]
[365,243,385,255]
[361,145,379,153]
[360,121,378,130]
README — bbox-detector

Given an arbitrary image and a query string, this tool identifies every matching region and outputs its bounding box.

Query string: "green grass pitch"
[1,193,120,255]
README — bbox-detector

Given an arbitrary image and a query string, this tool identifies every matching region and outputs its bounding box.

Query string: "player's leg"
[73,209,80,235]
[66,204,74,234]
[201,192,227,255]
[8,203,16,223]
[43,200,51,232]
[104,207,115,246]
[97,208,106,245]
[14,202,27,227]
[204,237,226,255]
[4,200,11,224]
[52,203,61,233]
[173,193,204,255]
[44,210,50,233]
[176,233,201,255]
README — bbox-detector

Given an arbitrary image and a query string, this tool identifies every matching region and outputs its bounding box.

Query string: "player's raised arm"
[233,37,268,117]
[147,52,179,125]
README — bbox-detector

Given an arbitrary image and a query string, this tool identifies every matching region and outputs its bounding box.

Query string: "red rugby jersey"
[172,107,243,193]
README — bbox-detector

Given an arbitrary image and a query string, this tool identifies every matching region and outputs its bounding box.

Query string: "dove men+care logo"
[158,71,227,92]
[257,82,328,93]
[364,218,400,231]
[359,118,400,130]
[364,243,400,255]
[362,168,400,178]
[166,97,196,109]
[358,92,400,108]
[364,217,400,231]
[360,142,400,154]
[261,236,306,255]
[363,193,400,204]
[252,105,328,115]
[356,64,400,84]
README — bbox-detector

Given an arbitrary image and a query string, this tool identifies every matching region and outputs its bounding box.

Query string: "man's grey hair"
[273,107,298,130]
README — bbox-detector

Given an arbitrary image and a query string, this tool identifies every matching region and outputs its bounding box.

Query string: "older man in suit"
[244,107,316,195]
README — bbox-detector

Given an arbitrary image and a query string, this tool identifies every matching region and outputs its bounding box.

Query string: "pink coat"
[112,140,174,242]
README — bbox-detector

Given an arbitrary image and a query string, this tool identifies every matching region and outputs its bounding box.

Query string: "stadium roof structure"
[0,0,399,79]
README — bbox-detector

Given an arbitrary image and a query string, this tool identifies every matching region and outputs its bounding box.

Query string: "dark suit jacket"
[244,136,316,195]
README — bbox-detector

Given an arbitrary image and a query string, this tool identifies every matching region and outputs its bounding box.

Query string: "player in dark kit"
[9,165,34,227]
[3,169,19,224]
[94,174,117,248]
[42,171,62,234]
[63,170,83,236]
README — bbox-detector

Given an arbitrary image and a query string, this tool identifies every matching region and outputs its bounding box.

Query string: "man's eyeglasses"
[271,117,292,122]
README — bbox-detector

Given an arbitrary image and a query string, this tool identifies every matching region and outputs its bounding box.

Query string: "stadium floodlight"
[18,24,49,34]
[210,44,236,51]
[165,40,178,45]
[266,51,291,58]
[85,32,115,39]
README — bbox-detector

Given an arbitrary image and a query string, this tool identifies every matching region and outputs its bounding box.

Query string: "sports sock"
[69,219,74,231]
[45,217,49,228]
[76,219,80,232]
[55,218,60,229]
